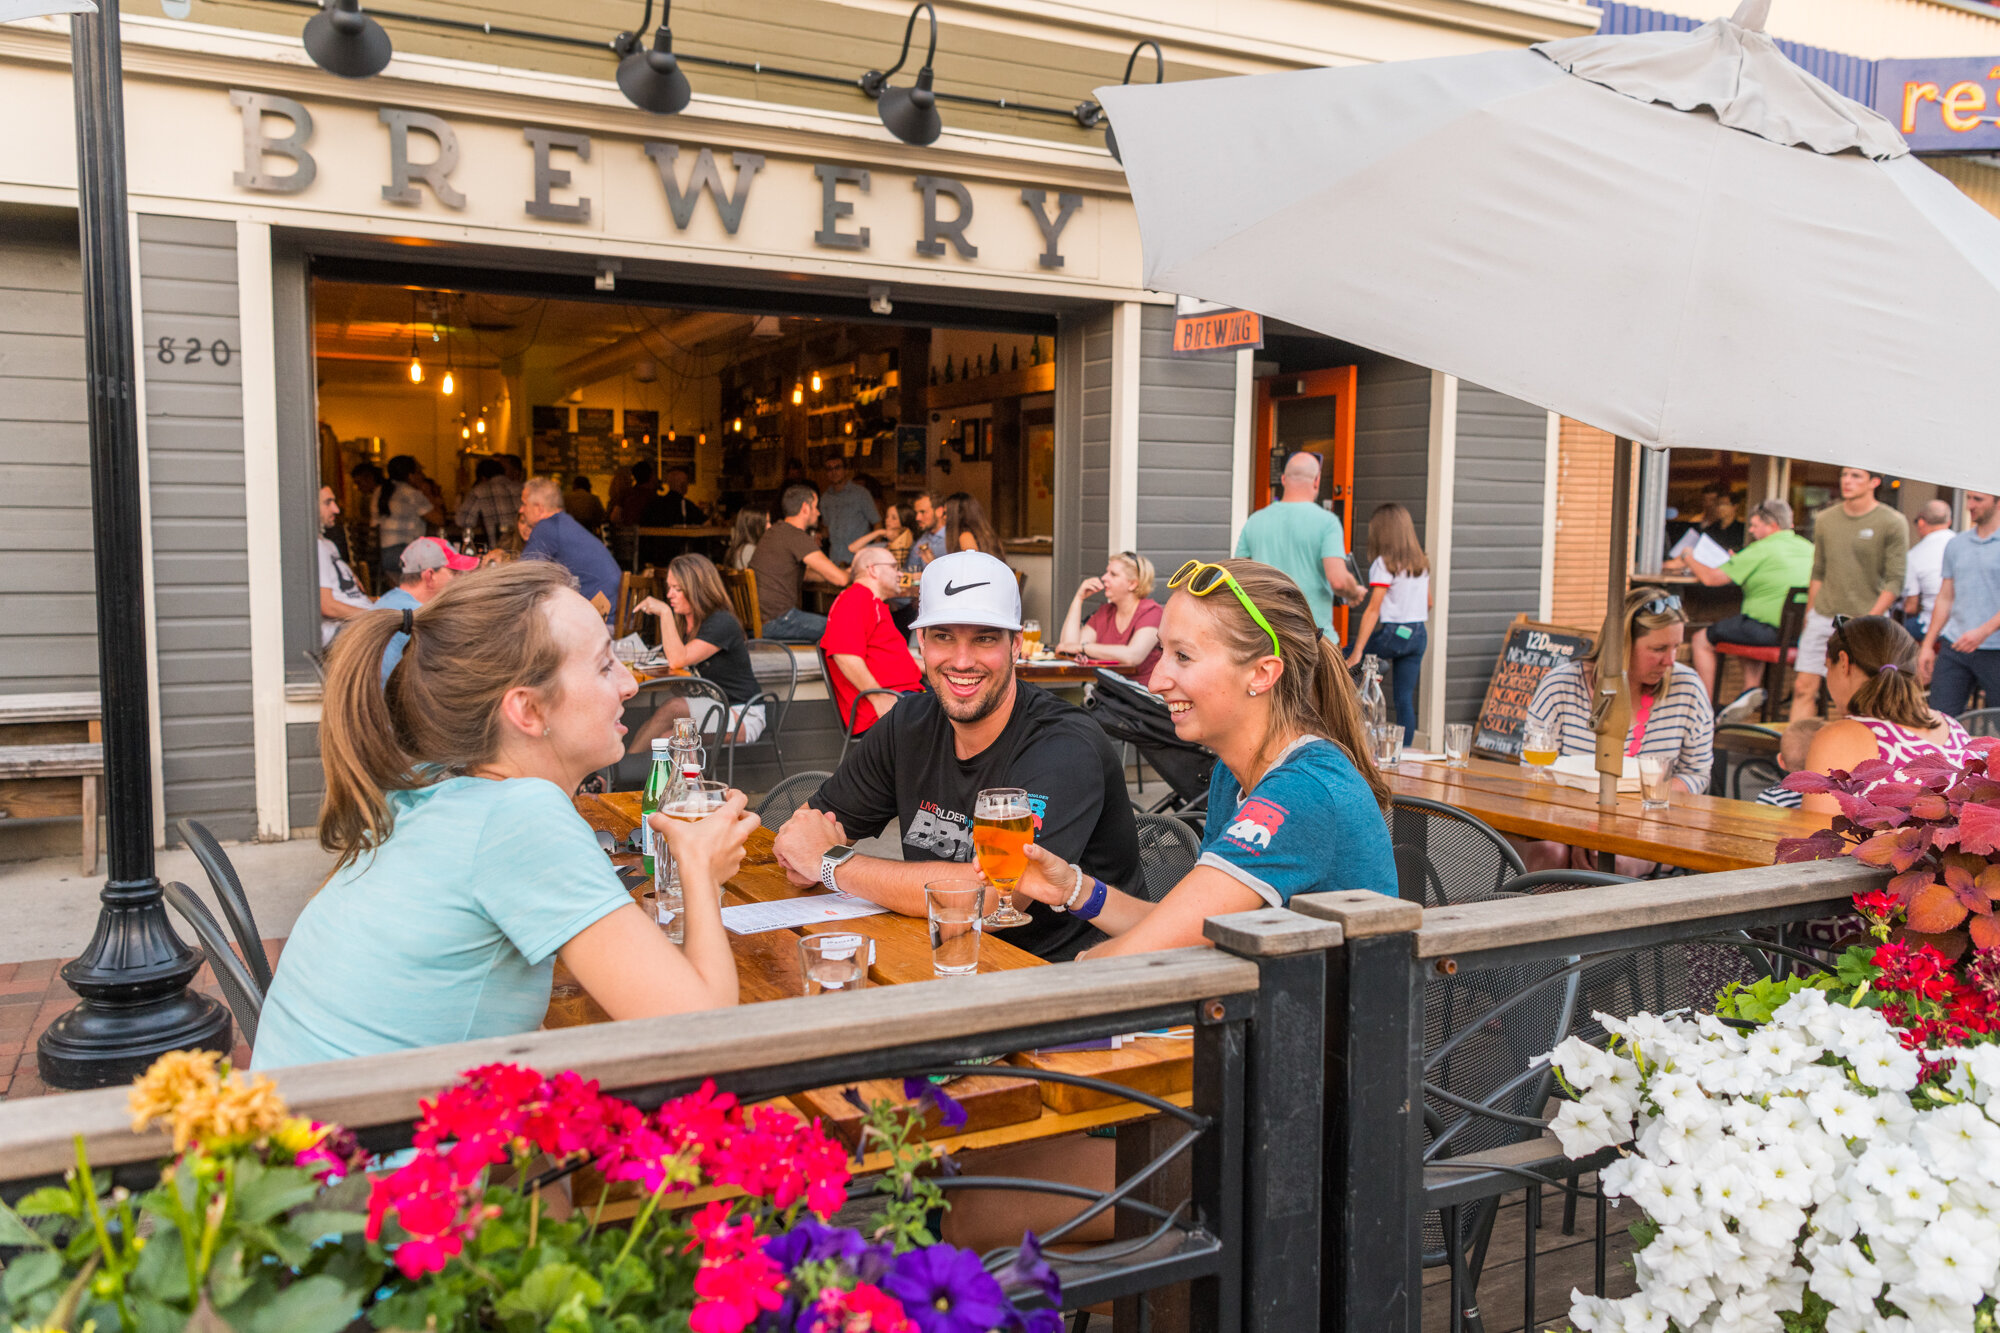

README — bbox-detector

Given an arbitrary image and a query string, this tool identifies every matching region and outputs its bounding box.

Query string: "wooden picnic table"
[1016,658,1110,685]
[561,793,1193,1176]
[1387,756,1827,873]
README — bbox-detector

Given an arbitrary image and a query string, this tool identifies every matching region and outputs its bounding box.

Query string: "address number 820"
[155,336,234,367]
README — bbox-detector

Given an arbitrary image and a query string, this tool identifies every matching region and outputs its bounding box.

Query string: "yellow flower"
[127,1051,289,1153]
[271,1117,327,1156]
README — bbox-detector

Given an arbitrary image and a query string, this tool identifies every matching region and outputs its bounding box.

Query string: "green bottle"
[640,737,672,877]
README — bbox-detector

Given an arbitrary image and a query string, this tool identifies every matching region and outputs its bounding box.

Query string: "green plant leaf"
[0,1198,51,1252]
[492,1261,605,1324]
[13,1186,78,1219]
[128,1292,190,1333]
[186,1291,242,1333]
[287,1210,369,1241]
[207,1237,253,1309]
[129,1224,190,1302]
[2,1249,63,1303]
[233,1163,322,1227]
[236,1274,366,1333]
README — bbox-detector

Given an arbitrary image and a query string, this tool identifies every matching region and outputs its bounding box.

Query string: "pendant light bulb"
[441,369,454,396]
[408,356,423,384]
[792,382,804,405]
[811,372,822,392]
[475,416,486,435]
[461,425,471,439]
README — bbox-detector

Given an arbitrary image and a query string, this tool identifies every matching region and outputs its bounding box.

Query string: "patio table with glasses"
[558,792,1196,1206]
[1385,755,1829,873]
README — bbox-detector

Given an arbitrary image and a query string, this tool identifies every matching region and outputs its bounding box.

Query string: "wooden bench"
[0,692,103,873]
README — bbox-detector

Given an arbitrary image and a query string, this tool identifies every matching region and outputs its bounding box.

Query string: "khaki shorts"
[1793,610,1837,678]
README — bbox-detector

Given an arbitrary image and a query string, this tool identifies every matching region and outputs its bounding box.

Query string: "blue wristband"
[1074,876,1110,921]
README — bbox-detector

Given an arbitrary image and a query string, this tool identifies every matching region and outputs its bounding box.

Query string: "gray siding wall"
[1445,383,1548,723]
[1351,359,1433,548]
[1135,304,1234,588]
[140,215,257,840]
[0,215,97,692]
[1076,308,1113,589]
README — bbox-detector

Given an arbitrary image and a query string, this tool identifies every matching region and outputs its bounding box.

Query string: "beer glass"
[973,787,1035,928]
[1520,724,1560,780]
[1021,619,1043,656]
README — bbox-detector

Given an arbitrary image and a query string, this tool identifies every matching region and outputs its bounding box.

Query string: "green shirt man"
[1232,452,1362,639]
[1719,528,1814,627]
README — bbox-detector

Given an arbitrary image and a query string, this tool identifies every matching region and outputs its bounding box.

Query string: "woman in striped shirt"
[1517,588,1714,873]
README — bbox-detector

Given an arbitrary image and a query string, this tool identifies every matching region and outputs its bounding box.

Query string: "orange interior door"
[1251,365,1359,637]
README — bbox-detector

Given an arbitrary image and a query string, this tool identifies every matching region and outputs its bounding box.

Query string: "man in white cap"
[377,536,478,680]
[772,551,1140,961]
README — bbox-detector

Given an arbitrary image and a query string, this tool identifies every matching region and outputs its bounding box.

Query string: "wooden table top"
[1388,756,1827,873]
[634,526,732,538]
[1015,658,1112,684]
[561,793,1192,1163]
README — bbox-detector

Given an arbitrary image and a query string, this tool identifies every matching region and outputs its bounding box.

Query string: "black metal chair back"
[1421,884,1580,1329]
[162,881,259,1050]
[177,818,271,994]
[1957,707,2000,738]
[737,639,798,781]
[1389,795,1525,907]
[1132,814,1200,903]
[1710,722,1779,799]
[1503,869,1674,1051]
[758,770,832,830]
[1729,755,1784,802]
[816,646,905,762]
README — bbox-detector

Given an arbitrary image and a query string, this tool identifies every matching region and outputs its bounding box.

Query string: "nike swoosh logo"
[943,581,991,596]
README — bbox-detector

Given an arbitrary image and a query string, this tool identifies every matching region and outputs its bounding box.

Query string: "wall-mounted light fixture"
[1073,39,1161,163]
[613,0,693,113]
[303,0,393,78]
[860,3,941,146]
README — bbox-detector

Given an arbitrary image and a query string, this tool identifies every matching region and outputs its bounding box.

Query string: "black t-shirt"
[691,609,759,707]
[642,491,705,527]
[810,682,1139,960]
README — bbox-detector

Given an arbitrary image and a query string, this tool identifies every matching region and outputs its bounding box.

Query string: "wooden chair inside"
[614,571,658,641]
[722,567,762,637]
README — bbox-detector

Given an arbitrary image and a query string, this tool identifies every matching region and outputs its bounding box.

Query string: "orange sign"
[1171,308,1263,356]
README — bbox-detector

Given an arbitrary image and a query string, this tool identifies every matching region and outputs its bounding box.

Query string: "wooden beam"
[0,948,1259,1181]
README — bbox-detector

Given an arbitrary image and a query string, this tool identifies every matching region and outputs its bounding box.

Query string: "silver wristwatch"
[820,844,859,895]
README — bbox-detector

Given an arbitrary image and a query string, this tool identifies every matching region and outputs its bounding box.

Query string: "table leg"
[1593,850,1616,874]
[1113,1114,1189,1333]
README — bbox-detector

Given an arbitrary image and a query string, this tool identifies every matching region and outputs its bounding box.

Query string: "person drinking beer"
[770,551,1138,962]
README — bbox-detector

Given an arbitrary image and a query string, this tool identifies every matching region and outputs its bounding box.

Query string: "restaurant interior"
[311,281,1059,603]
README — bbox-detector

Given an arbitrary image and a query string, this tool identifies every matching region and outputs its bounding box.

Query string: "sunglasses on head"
[1168,560,1282,659]
[1637,593,1683,618]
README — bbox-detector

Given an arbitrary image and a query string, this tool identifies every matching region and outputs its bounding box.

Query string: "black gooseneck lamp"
[860,3,942,147]
[613,0,693,114]
[1072,39,1162,163]
[303,0,393,78]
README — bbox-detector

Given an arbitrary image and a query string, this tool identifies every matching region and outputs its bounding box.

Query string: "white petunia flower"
[1751,1143,1815,1207]
[1629,1162,1703,1227]
[1851,1039,1923,1093]
[1804,1238,1881,1310]
[1871,1235,1919,1286]
[1737,1193,1806,1250]
[1961,1044,2000,1105]
[1646,1070,1708,1126]
[1744,1026,1806,1077]
[1885,1285,1976,1333]
[1699,1164,1757,1219]
[1945,1176,1999,1223]
[1914,1102,2000,1185]
[1552,1034,1615,1090]
[1806,1083,1874,1141]
[1569,1291,1621,1332]
[1611,1293,1670,1333]
[1710,1287,1781,1333]
[1868,1089,1919,1137]
[1646,1274,1715,1330]
[1904,1210,2000,1306]
[1551,1097,1629,1157]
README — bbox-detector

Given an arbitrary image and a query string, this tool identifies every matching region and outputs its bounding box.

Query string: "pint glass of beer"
[973,787,1035,928]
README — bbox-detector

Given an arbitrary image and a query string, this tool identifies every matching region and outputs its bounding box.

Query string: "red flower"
[804,1283,920,1333]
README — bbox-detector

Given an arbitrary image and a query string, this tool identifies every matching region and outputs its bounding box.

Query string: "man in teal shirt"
[1671,497,1814,709]
[1233,452,1361,640]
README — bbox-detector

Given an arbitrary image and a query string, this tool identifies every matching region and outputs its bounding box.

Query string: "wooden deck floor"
[1422,1174,1640,1333]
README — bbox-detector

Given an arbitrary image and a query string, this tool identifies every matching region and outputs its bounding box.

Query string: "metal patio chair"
[1389,794,1525,907]
[163,881,261,1051]
[176,818,272,995]
[817,646,904,762]
[758,770,831,830]
[1132,813,1200,903]
[736,638,798,781]
[1957,706,2000,738]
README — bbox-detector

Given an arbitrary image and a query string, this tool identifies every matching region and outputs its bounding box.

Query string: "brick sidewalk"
[0,945,275,1100]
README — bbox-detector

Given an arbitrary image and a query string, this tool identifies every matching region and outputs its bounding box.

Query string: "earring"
[543,726,550,737]
[1247,686,1259,697]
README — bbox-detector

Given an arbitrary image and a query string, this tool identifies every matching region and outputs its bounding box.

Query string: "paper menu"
[1550,753,1642,793]
[1667,529,1731,569]
[721,893,890,935]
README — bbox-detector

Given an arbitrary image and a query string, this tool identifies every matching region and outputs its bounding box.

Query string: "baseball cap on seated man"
[400,536,480,575]
[911,550,1021,631]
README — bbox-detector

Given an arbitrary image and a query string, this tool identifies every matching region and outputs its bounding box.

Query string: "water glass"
[1638,754,1673,810]
[1444,723,1474,768]
[654,779,728,944]
[798,933,874,995]
[1370,723,1403,769]
[925,880,986,977]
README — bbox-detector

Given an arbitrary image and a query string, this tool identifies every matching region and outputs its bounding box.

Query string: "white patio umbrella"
[1097,0,2000,493]
[0,0,95,19]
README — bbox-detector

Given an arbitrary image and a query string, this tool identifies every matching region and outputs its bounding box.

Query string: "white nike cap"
[911,550,1022,631]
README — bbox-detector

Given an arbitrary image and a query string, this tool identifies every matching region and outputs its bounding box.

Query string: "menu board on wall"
[533,433,574,475]
[1471,617,1596,761]
[623,409,658,443]
[532,405,570,433]
[573,437,616,473]
[575,407,615,435]
[896,425,927,481]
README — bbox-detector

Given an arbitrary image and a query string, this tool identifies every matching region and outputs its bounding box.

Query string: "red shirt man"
[823,546,922,733]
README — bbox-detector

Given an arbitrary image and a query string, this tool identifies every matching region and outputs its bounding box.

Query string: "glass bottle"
[1358,656,1389,732]
[640,737,672,880]
[653,719,706,945]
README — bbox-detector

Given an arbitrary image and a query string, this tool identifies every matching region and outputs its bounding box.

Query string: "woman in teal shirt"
[254,561,755,1069]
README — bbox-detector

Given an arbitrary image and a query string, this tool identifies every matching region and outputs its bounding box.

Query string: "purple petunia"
[902,1077,969,1130]
[884,1243,1013,1333]
[767,1218,868,1272]
[998,1231,1062,1308]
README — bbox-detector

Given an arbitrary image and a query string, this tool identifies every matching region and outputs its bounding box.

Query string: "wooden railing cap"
[1290,890,1423,938]
[1204,907,1343,956]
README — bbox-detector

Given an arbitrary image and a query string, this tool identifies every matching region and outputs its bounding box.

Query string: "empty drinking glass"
[798,933,874,995]
[925,880,986,977]
[1370,723,1403,769]
[1444,723,1474,768]
[1637,754,1673,810]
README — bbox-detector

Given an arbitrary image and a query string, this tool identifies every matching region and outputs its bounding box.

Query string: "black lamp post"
[37,1,231,1088]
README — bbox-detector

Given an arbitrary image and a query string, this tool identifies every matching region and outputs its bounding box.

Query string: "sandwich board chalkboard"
[1471,617,1596,761]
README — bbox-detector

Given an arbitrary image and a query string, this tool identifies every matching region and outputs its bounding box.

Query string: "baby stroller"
[1086,667,1216,820]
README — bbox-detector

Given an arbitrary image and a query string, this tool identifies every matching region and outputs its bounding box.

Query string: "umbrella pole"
[1596,439,1635,810]
[36,5,231,1088]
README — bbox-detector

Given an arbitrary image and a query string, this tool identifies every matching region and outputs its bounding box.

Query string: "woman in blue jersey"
[1010,557,1397,954]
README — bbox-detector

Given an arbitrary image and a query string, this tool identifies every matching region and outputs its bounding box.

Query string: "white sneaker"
[1716,688,1766,724]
